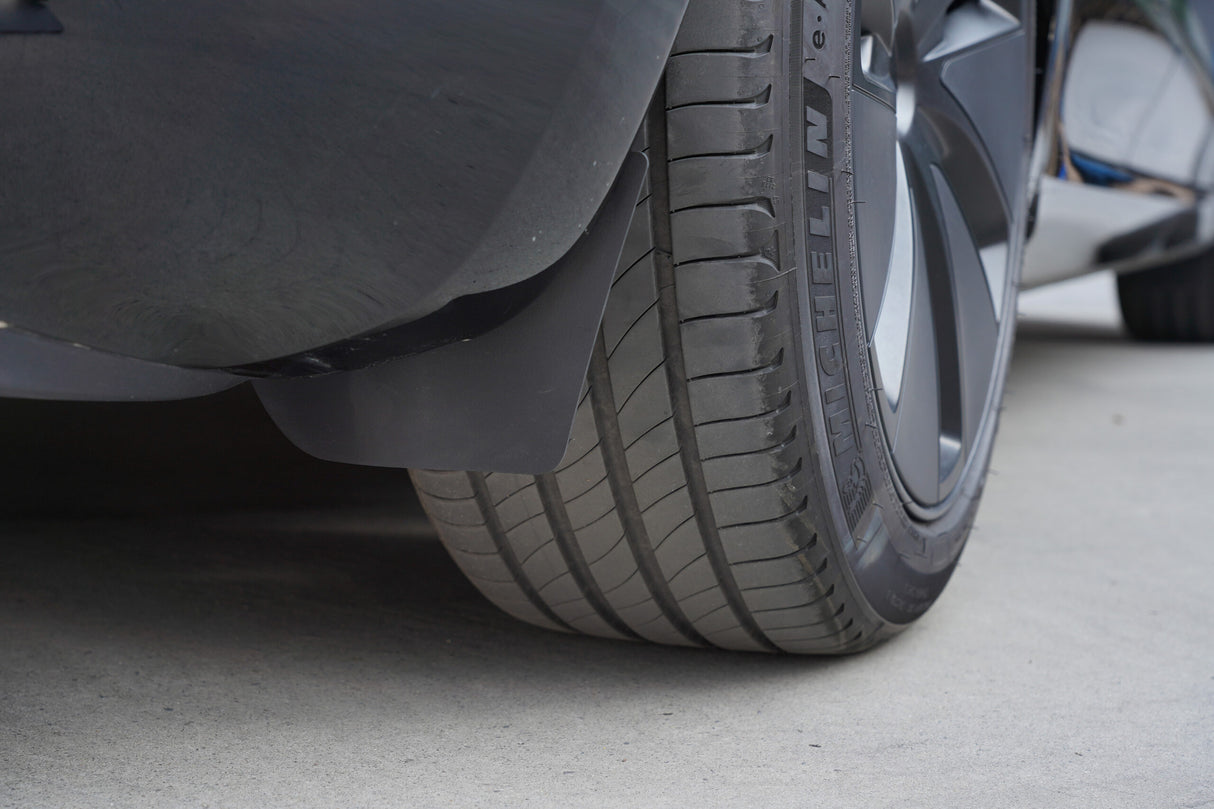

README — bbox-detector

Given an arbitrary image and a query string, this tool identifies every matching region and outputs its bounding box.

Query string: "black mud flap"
[254,152,648,474]
[0,1,62,34]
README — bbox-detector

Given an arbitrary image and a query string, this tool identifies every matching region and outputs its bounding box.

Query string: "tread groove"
[696,391,793,428]
[671,198,776,217]
[688,348,784,382]
[667,135,774,163]
[535,473,642,640]
[622,415,675,453]
[649,81,780,654]
[652,512,698,550]
[466,473,575,632]
[730,535,821,567]
[613,356,669,413]
[588,329,709,647]
[606,300,660,356]
[679,291,780,324]
[709,456,803,495]
[670,35,775,57]
[666,85,772,112]
[717,497,808,531]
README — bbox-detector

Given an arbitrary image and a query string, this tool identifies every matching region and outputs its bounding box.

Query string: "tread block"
[762,623,849,645]
[667,552,717,594]
[563,476,617,533]
[738,578,827,613]
[752,608,835,633]
[696,399,801,461]
[676,581,728,621]
[587,539,640,593]
[666,50,777,108]
[410,469,475,499]
[670,204,777,264]
[680,307,788,379]
[572,510,626,565]
[419,495,485,527]
[533,567,581,608]
[564,610,626,640]
[553,442,608,501]
[672,0,777,54]
[729,557,816,591]
[616,367,675,447]
[619,606,684,644]
[483,471,535,505]
[719,506,817,565]
[623,418,680,484]
[603,253,659,354]
[637,486,695,551]
[424,520,498,555]
[701,436,801,491]
[617,197,656,277]
[469,580,569,633]
[654,519,706,572]
[687,355,796,423]
[668,150,776,212]
[509,513,560,573]
[631,453,687,511]
[702,625,767,652]
[710,469,808,526]
[605,307,665,406]
[494,484,545,535]
[448,547,515,584]
[667,105,776,161]
[691,605,741,635]
[675,256,787,319]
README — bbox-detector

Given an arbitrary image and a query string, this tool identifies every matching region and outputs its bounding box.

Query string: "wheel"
[411,0,1034,653]
[1118,251,1214,342]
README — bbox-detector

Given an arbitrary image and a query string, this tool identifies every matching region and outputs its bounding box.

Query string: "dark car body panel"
[0,0,686,367]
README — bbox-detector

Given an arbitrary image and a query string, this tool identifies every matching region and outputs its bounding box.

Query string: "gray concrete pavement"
[1,273,1212,808]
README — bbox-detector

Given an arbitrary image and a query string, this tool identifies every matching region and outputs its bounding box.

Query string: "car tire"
[411,0,1034,653]
[1118,251,1214,342]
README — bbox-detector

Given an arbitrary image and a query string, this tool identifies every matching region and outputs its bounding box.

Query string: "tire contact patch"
[801,3,871,536]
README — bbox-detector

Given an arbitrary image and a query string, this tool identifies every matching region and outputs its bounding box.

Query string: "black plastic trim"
[253,153,649,474]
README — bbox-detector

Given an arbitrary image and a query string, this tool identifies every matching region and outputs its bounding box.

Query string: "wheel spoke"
[922,0,1019,59]
[868,143,917,409]
[854,89,900,337]
[906,0,958,54]
[921,22,1027,213]
[889,211,941,505]
[888,123,961,505]
[860,0,897,54]
[931,165,999,463]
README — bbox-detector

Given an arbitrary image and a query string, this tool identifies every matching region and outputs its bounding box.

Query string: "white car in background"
[1026,2,1214,340]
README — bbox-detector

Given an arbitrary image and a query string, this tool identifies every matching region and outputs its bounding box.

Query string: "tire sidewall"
[783,0,1032,625]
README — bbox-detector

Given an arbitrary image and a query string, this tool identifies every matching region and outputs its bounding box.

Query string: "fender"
[0,0,687,367]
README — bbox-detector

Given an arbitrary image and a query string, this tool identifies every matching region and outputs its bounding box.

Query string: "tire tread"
[412,0,866,653]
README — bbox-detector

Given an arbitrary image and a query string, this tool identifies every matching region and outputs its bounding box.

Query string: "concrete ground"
[1,273,1211,808]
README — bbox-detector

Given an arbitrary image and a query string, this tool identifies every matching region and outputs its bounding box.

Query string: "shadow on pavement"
[0,384,846,694]
[1014,317,1127,343]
